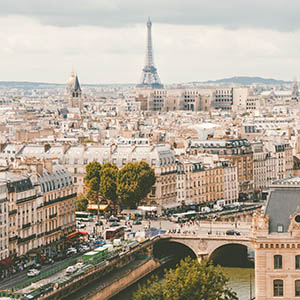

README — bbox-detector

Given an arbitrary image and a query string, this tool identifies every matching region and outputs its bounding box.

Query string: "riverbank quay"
[39,238,157,300]
[65,256,165,300]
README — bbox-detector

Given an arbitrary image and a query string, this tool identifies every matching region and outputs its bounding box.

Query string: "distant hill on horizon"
[0,76,292,89]
[0,81,135,89]
[191,76,291,85]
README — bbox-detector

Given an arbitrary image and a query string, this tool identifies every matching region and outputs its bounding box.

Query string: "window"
[277,224,284,232]
[296,256,300,269]
[274,279,283,297]
[274,255,282,269]
[296,280,300,296]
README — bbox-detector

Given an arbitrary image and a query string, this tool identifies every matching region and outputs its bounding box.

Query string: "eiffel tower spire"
[137,17,163,89]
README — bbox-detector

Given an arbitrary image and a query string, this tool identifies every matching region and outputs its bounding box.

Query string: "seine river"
[111,266,255,300]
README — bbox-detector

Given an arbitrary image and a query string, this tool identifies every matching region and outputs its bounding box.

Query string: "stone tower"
[66,71,83,110]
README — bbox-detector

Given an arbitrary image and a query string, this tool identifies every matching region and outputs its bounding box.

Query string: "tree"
[134,257,238,300]
[99,163,118,214]
[85,161,102,216]
[75,193,88,211]
[117,161,156,209]
[136,161,156,202]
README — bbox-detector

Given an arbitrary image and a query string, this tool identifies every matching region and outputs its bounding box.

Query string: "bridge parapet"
[158,233,252,262]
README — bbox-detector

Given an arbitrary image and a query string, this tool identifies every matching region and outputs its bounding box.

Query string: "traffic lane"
[0,256,78,290]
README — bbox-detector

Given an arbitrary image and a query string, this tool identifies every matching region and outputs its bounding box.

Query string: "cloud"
[0,0,299,31]
[0,15,300,83]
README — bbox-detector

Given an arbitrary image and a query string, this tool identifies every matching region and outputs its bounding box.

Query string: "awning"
[66,232,79,240]
[121,209,142,215]
[162,202,181,209]
[87,204,109,211]
[78,231,88,236]
[137,206,157,212]
[0,257,12,265]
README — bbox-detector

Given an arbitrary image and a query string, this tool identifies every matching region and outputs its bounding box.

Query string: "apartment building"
[252,178,300,299]
[265,142,293,180]
[188,139,253,195]
[62,144,177,207]
[223,161,239,204]
[6,173,39,257]
[29,161,76,255]
[176,158,238,206]
[252,142,277,192]
[0,183,8,262]
[3,159,76,260]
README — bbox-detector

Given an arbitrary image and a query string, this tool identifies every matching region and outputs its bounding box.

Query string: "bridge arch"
[159,235,253,266]
[153,239,197,261]
[209,242,253,267]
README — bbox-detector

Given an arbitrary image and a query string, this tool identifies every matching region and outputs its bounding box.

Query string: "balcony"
[45,226,61,236]
[9,209,17,216]
[16,195,38,204]
[9,235,18,242]
[18,234,36,244]
[22,222,31,229]
[49,213,57,219]
[44,193,77,207]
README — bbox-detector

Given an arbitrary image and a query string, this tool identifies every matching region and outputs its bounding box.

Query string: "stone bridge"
[157,234,252,263]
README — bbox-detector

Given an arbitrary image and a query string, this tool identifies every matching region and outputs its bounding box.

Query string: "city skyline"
[1,0,300,84]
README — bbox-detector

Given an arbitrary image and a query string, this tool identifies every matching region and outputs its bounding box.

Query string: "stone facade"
[252,178,300,299]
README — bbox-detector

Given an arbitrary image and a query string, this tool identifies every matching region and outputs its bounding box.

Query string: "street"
[0,217,251,291]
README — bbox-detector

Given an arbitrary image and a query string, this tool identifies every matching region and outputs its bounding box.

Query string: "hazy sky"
[1,0,300,84]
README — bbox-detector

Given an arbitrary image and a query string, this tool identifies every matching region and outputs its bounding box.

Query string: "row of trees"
[76,161,156,212]
[134,257,238,300]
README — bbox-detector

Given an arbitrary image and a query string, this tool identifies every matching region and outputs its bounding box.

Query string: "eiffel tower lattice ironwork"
[137,17,163,89]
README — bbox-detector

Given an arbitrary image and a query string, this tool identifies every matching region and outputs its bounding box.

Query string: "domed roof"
[66,71,75,86]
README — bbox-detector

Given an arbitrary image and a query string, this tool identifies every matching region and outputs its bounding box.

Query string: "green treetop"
[134,257,238,300]
[117,161,156,209]
[99,163,118,214]
[85,161,102,206]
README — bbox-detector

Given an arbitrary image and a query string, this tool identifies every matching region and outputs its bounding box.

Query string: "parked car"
[78,223,86,229]
[133,220,142,225]
[27,268,40,277]
[124,227,132,232]
[108,216,119,223]
[226,229,241,236]
[79,245,89,253]
[66,247,77,255]
[32,263,42,270]
[66,266,77,274]
[75,262,84,269]
[43,258,54,265]
[95,221,103,226]
[110,222,120,227]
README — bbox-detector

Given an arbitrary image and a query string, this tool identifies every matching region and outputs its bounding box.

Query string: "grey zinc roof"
[38,165,73,193]
[265,189,300,233]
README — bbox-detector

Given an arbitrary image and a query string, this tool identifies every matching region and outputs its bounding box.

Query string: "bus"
[105,226,125,240]
[169,211,197,223]
[75,211,93,222]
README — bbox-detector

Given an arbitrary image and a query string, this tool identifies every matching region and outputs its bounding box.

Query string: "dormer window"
[277,224,284,233]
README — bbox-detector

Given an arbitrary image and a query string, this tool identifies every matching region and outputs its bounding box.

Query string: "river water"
[110,266,255,300]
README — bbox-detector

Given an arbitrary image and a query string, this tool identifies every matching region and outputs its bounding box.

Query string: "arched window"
[273,279,283,297]
[296,280,300,296]
[274,255,282,269]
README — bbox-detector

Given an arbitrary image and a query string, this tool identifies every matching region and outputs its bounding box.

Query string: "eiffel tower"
[137,17,163,89]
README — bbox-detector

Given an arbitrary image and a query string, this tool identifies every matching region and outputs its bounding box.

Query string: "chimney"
[43,159,53,174]
[44,144,51,153]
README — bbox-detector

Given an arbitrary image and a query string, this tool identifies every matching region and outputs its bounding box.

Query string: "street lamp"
[209,217,212,235]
